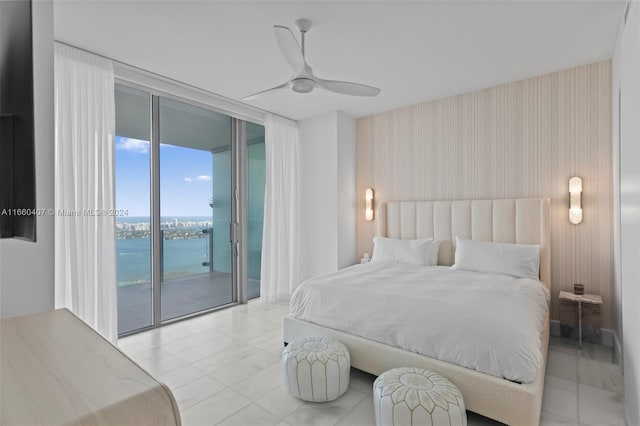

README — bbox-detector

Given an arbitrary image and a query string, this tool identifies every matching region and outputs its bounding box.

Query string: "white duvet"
[290,262,550,383]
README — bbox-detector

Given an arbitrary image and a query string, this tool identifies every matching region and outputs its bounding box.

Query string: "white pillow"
[452,237,540,280]
[371,236,440,266]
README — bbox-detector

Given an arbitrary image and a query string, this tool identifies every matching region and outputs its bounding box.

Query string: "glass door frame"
[233,118,248,305]
[116,79,257,336]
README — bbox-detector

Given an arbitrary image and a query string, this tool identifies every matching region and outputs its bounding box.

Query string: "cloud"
[183,175,210,183]
[116,137,149,154]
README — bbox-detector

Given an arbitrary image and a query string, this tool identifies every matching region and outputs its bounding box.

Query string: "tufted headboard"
[376,198,551,289]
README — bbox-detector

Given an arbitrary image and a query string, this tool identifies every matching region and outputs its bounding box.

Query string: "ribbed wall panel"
[356,61,613,327]
[400,202,416,239]
[433,202,453,265]
[416,202,434,239]
[471,201,493,242]
[451,201,472,243]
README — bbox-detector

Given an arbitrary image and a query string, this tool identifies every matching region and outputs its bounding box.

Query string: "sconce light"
[569,176,583,224]
[365,188,374,221]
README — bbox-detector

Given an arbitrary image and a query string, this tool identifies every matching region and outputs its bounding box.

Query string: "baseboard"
[549,319,617,347]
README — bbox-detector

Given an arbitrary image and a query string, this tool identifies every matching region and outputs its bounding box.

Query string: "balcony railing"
[159,227,213,281]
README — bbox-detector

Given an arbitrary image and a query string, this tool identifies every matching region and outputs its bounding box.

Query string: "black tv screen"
[0,0,36,241]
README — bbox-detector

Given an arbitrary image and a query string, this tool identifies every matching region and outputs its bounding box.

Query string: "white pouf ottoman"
[373,367,467,426]
[282,337,350,402]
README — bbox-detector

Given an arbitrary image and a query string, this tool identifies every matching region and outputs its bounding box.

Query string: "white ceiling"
[54,1,625,121]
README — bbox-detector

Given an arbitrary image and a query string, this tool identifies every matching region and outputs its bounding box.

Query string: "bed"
[283,198,551,426]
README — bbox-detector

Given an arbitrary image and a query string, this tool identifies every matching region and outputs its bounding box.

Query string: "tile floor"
[118,300,626,426]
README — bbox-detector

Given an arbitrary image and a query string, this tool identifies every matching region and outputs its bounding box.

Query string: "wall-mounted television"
[1,0,36,241]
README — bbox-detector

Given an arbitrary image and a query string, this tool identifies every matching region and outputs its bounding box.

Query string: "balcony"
[117,272,260,335]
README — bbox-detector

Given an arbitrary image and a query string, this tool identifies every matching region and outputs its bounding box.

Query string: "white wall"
[337,113,357,269]
[299,111,357,282]
[299,112,338,281]
[0,0,55,318]
[612,3,640,425]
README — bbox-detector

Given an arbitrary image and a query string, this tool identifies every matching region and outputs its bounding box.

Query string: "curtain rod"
[54,40,295,123]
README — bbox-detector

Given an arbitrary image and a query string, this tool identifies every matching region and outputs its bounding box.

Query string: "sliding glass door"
[115,84,264,335]
[115,85,153,334]
[158,97,234,321]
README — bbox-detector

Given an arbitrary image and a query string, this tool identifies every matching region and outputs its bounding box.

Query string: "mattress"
[290,262,550,383]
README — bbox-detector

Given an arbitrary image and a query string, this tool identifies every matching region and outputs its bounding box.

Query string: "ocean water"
[117,237,211,286]
[116,216,261,285]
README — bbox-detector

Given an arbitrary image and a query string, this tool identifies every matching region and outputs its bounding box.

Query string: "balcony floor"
[117,272,260,335]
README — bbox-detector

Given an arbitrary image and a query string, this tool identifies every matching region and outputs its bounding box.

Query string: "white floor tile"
[137,352,190,377]
[540,410,579,426]
[336,394,375,426]
[157,364,207,390]
[216,403,281,426]
[246,329,284,353]
[118,337,158,355]
[172,336,244,364]
[230,363,283,401]
[181,388,251,426]
[173,376,226,410]
[547,349,579,382]
[283,390,368,426]
[580,341,615,363]
[577,357,624,394]
[193,342,260,374]
[127,346,176,363]
[542,375,579,421]
[255,384,306,419]
[577,384,625,426]
[208,350,280,387]
[143,322,206,346]
[161,331,228,355]
[227,323,280,342]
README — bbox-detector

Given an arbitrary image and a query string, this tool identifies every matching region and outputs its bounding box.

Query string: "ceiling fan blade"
[243,82,289,100]
[317,78,381,97]
[274,25,305,73]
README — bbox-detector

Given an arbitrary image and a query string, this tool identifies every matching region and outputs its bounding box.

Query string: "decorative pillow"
[371,237,440,266]
[452,237,540,280]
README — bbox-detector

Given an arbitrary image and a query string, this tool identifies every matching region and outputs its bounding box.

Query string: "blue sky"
[115,136,214,217]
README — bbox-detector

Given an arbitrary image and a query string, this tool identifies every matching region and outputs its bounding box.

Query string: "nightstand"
[559,290,603,349]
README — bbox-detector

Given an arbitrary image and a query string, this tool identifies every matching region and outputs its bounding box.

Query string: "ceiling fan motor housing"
[295,19,312,33]
[290,78,316,93]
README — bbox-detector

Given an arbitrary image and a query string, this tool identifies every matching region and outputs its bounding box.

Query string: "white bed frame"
[283,198,551,426]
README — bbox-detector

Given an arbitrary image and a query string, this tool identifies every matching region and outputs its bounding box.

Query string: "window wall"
[114,83,265,335]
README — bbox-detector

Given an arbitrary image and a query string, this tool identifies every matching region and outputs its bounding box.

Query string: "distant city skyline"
[115,135,215,217]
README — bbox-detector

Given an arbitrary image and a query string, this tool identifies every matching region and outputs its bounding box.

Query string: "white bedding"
[290,262,550,383]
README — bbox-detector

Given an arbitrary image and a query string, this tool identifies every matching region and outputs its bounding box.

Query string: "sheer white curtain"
[54,43,118,343]
[260,114,301,302]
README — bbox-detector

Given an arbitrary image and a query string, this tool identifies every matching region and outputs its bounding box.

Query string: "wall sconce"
[569,176,583,224]
[365,188,374,221]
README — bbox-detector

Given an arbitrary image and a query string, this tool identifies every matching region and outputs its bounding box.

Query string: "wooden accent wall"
[356,61,613,328]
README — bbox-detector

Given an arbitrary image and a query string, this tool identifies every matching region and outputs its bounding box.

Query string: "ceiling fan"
[243,19,381,100]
